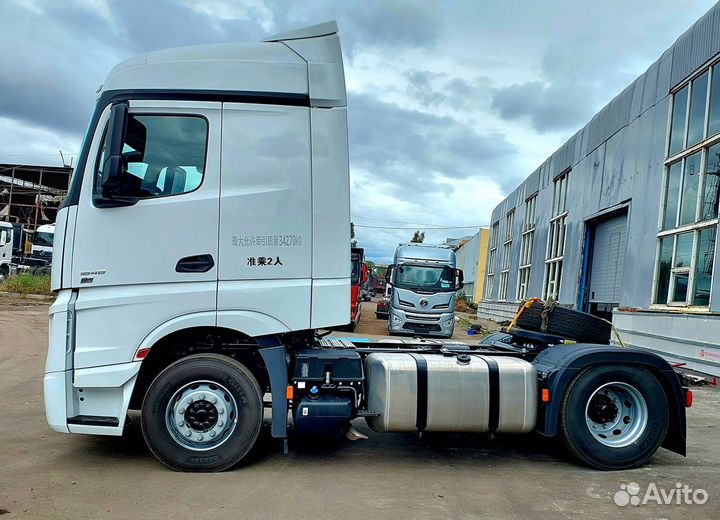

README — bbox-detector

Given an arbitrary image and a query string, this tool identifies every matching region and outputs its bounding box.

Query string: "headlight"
[442,319,453,330]
[392,315,402,326]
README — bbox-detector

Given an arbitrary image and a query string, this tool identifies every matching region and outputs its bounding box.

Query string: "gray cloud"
[491,80,594,132]
[349,92,516,184]
[406,70,445,107]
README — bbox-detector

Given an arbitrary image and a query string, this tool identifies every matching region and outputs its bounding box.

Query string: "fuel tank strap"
[409,353,428,431]
[482,356,500,433]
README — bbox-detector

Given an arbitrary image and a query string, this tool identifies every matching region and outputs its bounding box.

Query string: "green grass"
[0,274,53,296]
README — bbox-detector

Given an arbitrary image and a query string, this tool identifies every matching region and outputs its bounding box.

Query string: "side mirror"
[385,264,396,284]
[100,102,129,199]
[363,264,369,283]
[456,269,464,290]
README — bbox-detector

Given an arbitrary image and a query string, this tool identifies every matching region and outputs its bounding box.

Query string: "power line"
[353,214,488,228]
[354,224,485,230]
[353,214,448,226]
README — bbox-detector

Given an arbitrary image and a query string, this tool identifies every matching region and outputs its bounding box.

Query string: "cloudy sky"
[1,0,717,262]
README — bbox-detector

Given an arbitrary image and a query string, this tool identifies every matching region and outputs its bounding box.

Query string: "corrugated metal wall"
[484,2,720,311]
[454,231,482,301]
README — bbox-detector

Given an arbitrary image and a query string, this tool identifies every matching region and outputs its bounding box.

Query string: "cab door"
[71,100,222,368]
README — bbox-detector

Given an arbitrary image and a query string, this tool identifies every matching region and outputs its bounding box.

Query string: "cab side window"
[95,115,208,199]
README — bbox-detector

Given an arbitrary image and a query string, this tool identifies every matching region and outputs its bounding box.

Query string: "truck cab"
[386,244,463,338]
[29,223,55,265]
[44,21,350,439]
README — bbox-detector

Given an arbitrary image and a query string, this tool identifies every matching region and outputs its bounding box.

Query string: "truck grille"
[405,312,441,322]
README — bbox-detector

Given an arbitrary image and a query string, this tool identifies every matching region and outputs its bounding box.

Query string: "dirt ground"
[1,297,719,520]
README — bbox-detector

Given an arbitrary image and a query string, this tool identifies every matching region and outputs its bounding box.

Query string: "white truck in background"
[29,223,55,264]
[43,21,690,473]
[385,244,461,337]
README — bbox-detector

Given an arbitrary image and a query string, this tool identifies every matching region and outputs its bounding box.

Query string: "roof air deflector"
[263,21,338,42]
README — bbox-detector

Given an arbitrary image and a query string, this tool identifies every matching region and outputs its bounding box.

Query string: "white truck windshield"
[395,264,454,292]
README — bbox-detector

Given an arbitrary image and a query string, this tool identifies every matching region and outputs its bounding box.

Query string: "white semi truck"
[29,223,55,265]
[386,244,461,337]
[44,22,690,472]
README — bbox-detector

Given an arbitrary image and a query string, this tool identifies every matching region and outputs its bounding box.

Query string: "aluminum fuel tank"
[365,352,537,433]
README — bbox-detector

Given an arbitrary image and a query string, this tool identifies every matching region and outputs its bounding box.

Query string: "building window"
[669,61,720,158]
[485,222,499,299]
[655,138,720,306]
[657,63,720,307]
[544,173,568,300]
[499,211,514,301]
[517,195,536,300]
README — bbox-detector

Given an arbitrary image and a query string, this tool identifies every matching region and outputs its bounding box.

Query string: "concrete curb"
[0,291,54,302]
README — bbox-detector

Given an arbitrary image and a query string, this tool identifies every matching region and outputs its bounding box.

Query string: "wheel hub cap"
[185,400,218,431]
[584,381,648,448]
[587,394,618,424]
[165,381,238,451]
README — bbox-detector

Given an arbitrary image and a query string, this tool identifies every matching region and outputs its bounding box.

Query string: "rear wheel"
[141,354,263,472]
[559,364,668,470]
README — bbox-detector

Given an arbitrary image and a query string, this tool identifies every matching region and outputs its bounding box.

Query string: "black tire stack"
[514,301,611,344]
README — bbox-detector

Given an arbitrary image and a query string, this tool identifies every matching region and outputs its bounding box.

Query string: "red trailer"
[350,247,368,330]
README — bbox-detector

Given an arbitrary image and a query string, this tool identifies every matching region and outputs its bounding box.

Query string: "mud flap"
[257,340,289,441]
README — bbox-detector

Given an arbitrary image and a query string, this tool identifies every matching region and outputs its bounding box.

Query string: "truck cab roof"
[394,244,455,265]
[100,21,345,108]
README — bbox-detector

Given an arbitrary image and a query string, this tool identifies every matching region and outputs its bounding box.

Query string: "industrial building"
[452,228,490,302]
[478,3,720,376]
[0,163,71,230]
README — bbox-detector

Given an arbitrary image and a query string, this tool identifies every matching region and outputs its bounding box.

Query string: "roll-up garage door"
[589,212,628,304]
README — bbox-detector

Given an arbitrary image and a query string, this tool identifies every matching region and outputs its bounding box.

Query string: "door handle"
[176,254,215,273]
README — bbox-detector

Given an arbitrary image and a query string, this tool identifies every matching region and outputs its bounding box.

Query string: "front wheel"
[559,364,668,470]
[141,354,263,472]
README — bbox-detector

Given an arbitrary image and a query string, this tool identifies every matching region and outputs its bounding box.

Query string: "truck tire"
[515,302,611,343]
[141,353,263,472]
[559,364,668,470]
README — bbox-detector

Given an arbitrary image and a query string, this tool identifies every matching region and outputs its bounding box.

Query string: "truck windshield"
[395,264,454,292]
[33,232,54,247]
[351,257,361,284]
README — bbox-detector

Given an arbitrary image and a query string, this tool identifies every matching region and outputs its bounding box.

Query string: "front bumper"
[44,371,70,433]
[43,362,141,436]
[44,289,140,436]
[389,308,454,337]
